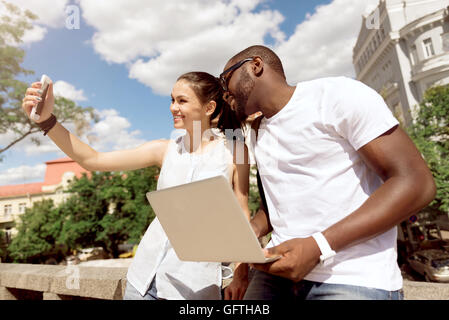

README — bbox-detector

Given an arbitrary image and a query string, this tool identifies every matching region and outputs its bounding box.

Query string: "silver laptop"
[146,175,280,263]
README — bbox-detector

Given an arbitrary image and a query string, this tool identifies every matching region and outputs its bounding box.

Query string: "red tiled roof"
[0,182,45,198]
[43,157,90,185]
[0,157,91,198]
[45,157,74,164]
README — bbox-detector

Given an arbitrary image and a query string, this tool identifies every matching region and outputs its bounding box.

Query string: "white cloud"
[0,108,145,158]
[12,0,70,28]
[78,0,380,95]
[53,80,88,101]
[21,25,48,44]
[0,121,65,156]
[79,0,285,95]
[7,0,381,93]
[276,0,379,84]
[2,0,70,45]
[0,163,46,185]
[87,109,145,151]
[0,108,145,185]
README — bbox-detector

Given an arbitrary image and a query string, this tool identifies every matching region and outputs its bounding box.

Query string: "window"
[19,203,26,214]
[410,44,418,65]
[3,204,12,218]
[423,38,435,58]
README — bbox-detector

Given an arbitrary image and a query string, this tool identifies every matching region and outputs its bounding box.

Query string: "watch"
[311,232,336,267]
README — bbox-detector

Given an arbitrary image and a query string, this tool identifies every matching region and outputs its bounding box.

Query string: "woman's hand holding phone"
[22,75,54,123]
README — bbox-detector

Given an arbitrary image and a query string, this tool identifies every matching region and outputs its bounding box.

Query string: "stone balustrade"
[1,262,449,300]
[0,263,127,300]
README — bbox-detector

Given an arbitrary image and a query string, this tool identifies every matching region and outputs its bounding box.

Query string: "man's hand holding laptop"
[250,237,321,283]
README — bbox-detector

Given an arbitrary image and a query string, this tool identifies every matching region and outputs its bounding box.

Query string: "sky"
[0,0,379,186]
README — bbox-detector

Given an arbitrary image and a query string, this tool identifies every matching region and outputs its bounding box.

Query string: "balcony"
[411,53,449,82]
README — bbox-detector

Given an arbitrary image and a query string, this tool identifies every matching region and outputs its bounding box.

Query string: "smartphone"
[30,74,51,121]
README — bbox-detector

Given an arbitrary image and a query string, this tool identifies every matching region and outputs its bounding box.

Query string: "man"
[220,45,436,300]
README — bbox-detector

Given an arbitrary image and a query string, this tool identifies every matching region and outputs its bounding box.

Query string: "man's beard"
[233,68,255,122]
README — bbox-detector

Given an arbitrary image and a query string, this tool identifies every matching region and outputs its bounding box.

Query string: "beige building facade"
[353,0,449,126]
[0,158,90,239]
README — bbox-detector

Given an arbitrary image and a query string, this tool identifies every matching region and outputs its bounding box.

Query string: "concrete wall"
[1,263,449,300]
[0,263,127,300]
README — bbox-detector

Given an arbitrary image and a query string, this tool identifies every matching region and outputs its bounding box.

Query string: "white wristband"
[312,232,336,267]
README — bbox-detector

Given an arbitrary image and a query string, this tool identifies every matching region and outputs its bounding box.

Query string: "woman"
[22,72,251,300]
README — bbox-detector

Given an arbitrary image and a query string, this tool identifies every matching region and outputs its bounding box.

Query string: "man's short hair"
[228,45,285,79]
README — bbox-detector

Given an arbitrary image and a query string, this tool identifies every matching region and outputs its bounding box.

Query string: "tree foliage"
[248,166,261,217]
[408,85,449,217]
[58,167,159,257]
[7,167,160,263]
[6,163,262,263]
[7,199,67,263]
[0,1,98,159]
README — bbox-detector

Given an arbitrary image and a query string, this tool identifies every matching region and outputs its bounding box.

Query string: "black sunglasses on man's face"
[219,57,254,92]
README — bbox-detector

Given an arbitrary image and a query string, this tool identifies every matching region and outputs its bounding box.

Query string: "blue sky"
[0,0,378,185]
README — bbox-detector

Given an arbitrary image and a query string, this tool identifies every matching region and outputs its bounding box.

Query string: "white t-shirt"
[254,76,402,291]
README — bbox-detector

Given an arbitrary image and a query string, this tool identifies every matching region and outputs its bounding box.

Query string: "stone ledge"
[0,263,127,300]
[403,280,449,300]
[2,263,449,300]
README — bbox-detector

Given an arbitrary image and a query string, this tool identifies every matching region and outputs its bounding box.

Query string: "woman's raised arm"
[22,80,169,171]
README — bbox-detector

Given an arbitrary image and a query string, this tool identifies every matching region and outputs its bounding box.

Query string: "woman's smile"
[173,114,185,123]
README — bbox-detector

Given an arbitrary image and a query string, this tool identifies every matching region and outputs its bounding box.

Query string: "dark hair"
[229,45,286,79]
[177,71,243,133]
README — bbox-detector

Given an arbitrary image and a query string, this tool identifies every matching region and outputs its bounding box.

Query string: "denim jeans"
[244,270,404,300]
[123,278,158,300]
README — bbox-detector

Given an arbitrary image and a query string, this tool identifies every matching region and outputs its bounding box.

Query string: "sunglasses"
[219,57,254,92]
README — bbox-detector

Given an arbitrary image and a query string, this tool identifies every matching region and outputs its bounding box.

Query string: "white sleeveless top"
[126,132,235,299]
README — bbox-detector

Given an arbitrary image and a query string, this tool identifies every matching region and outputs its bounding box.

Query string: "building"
[353,0,449,126]
[0,157,90,239]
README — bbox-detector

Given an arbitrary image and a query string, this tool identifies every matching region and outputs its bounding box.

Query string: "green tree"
[0,1,98,160]
[7,167,159,262]
[58,167,159,257]
[7,199,67,263]
[408,84,449,218]
[0,229,6,261]
[248,166,261,217]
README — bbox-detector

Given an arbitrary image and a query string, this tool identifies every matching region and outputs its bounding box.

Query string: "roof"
[45,157,75,165]
[400,7,448,36]
[0,157,90,198]
[43,157,90,185]
[0,182,46,198]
